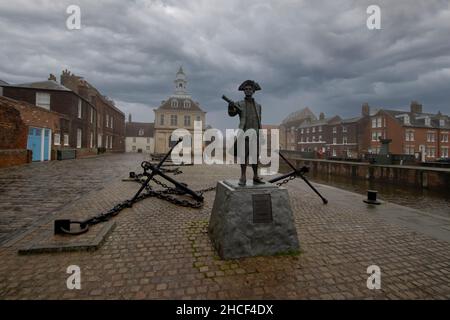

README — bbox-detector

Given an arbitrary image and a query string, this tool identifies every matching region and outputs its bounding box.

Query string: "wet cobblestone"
[1,153,450,299]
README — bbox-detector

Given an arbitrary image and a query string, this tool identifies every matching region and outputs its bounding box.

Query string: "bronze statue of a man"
[227,80,265,186]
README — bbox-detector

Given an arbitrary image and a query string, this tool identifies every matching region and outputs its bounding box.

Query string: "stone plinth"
[208,180,300,259]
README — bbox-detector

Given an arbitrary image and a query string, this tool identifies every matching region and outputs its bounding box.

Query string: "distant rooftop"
[10,80,71,91]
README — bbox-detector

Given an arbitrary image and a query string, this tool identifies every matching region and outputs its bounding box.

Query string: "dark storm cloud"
[1,0,449,129]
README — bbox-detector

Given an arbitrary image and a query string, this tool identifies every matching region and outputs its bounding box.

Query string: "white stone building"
[125,118,154,153]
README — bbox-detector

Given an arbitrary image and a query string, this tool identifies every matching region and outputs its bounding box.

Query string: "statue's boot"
[238,178,246,186]
[253,176,265,184]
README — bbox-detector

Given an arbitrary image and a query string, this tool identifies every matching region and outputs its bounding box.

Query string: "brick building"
[279,107,316,151]
[60,70,125,153]
[369,101,450,161]
[0,97,28,167]
[1,79,97,159]
[297,113,341,157]
[153,67,206,154]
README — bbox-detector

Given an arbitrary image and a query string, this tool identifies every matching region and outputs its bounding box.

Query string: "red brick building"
[60,70,125,152]
[369,101,450,161]
[0,96,63,166]
[1,78,98,158]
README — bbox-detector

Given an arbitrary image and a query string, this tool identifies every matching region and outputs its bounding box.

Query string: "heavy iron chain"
[275,174,296,187]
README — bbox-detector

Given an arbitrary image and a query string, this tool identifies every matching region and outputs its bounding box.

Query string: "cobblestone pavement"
[1,153,450,299]
[0,153,146,245]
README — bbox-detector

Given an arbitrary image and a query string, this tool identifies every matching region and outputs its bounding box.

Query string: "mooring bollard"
[363,190,381,205]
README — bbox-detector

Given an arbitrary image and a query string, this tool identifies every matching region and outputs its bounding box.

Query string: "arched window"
[184,100,191,108]
[171,99,178,108]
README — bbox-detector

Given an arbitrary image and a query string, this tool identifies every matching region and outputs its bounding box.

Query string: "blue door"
[27,127,42,161]
[43,129,50,161]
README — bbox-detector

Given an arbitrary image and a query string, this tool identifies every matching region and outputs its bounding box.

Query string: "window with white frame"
[426,146,436,158]
[54,133,61,145]
[404,115,410,125]
[90,107,94,123]
[106,114,109,128]
[300,129,304,134]
[441,133,448,143]
[132,137,136,143]
[36,92,51,110]
[318,126,322,132]
[342,126,347,133]
[427,132,436,142]
[98,134,102,147]
[333,137,337,144]
[312,127,315,133]
[110,136,113,149]
[64,134,69,146]
[425,117,431,126]
[77,99,82,118]
[76,129,82,148]
[171,99,178,108]
[441,147,449,158]
[440,119,445,127]
[196,115,201,122]
[371,118,377,128]
[183,100,191,108]
[343,136,348,144]
[90,132,94,148]
[110,116,113,129]
[377,117,382,128]
[332,149,336,156]
[312,136,315,142]
[404,146,415,155]
[333,127,337,134]
[306,128,309,134]
[405,130,414,142]
[138,129,144,136]
[319,135,322,142]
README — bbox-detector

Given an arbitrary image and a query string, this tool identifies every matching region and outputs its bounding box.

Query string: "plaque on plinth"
[208,180,300,260]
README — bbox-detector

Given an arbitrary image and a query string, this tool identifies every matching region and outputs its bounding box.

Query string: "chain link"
[275,174,296,187]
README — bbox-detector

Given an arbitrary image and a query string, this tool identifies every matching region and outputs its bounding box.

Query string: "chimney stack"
[362,103,370,116]
[319,112,325,120]
[48,74,57,81]
[410,101,422,114]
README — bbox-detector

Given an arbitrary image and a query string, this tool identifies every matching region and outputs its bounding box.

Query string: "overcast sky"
[1,0,449,130]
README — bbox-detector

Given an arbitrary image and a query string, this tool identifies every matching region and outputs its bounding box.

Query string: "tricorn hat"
[238,80,261,91]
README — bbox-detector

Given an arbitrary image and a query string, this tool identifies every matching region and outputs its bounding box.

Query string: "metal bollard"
[363,190,381,205]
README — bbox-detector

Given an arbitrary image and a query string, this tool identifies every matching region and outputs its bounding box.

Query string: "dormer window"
[171,99,178,108]
[440,119,445,127]
[138,129,144,136]
[404,115,410,125]
[184,100,191,108]
[425,117,431,126]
